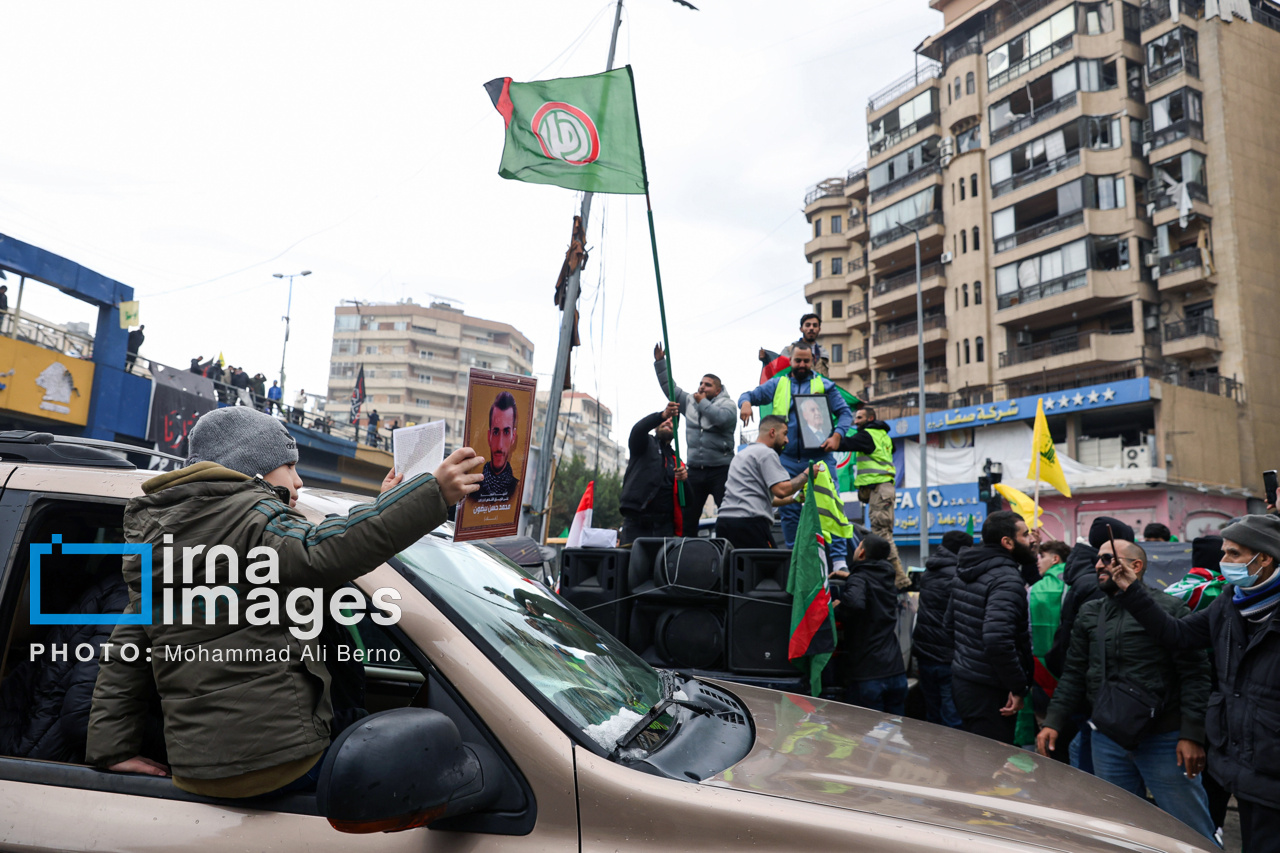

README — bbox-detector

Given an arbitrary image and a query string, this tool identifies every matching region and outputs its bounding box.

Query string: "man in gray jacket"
[654,343,737,534]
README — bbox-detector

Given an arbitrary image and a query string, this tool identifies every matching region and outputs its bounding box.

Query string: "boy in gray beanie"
[88,406,485,797]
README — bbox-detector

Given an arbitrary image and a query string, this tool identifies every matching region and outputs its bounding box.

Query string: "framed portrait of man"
[795,393,833,452]
[455,368,537,542]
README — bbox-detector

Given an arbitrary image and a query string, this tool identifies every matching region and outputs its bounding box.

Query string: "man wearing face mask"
[946,510,1036,744]
[1036,539,1215,841]
[1107,514,1280,850]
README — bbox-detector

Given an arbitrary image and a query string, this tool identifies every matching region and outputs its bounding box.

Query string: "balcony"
[1149,180,1208,213]
[1163,316,1221,358]
[875,368,949,395]
[868,62,942,112]
[1156,246,1214,292]
[997,330,1149,380]
[847,300,871,329]
[1161,366,1244,402]
[870,113,939,157]
[872,262,945,297]
[846,165,868,186]
[995,210,1085,254]
[870,210,944,251]
[1141,0,1205,29]
[870,262,947,317]
[988,34,1075,93]
[997,270,1088,310]
[992,151,1080,198]
[991,92,1078,144]
[804,231,847,261]
[804,178,846,207]
[981,0,1062,43]
[872,315,948,361]
[1147,59,1199,88]
[869,162,942,205]
[1145,118,1204,152]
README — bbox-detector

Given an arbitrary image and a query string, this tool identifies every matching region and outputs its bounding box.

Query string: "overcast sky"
[0,0,940,448]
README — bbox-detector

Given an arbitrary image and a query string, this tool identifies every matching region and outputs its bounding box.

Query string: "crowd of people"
[615,311,1280,848]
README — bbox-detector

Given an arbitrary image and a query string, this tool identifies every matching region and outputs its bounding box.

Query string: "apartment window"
[334,314,360,331]
[814,303,822,319]
[868,186,941,244]
[868,137,941,195]
[956,342,962,364]
[1093,175,1126,211]
[974,280,983,305]
[1083,115,1123,149]
[976,336,985,362]
[391,346,405,355]
[390,369,404,379]
[963,283,969,307]
[365,346,378,355]
[964,339,971,364]
[832,343,844,363]
[393,322,409,331]
[366,369,377,379]
[388,395,401,404]
[1079,1,1116,35]
[970,174,978,196]
[832,299,844,318]
[831,257,844,276]
[814,218,822,237]
[868,90,937,152]
[972,226,980,251]
[332,339,354,355]
[1151,151,1208,208]
[419,350,434,359]
[814,260,822,279]
[957,125,981,152]
[960,179,966,201]
[831,214,842,234]
[961,230,968,253]
[986,6,1076,91]
[1092,235,1130,271]
[954,77,962,100]
[1078,59,1118,92]
[1147,28,1199,85]
[995,237,1089,307]
[966,71,975,94]
[1148,88,1204,149]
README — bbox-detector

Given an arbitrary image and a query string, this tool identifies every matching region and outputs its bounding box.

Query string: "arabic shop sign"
[886,377,1151,440]
[893,483,984,540]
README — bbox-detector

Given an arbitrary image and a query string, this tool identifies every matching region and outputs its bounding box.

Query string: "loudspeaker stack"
[726,549,795,675]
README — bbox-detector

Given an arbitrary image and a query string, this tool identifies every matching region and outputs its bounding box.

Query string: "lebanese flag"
[566,481,594,548]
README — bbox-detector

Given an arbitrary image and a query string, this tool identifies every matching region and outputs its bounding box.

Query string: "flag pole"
[529,0,627,541]
[1033,406,1042,530]
[627,64,686,508]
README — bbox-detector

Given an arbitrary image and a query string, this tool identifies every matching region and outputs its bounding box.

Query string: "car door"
[0,487,578,852]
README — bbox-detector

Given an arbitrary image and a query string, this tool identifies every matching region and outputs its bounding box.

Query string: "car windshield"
[395,535,669,752]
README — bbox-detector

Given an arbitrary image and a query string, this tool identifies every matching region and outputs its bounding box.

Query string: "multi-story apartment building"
[803,0,1280,543]
[534,390,626,475]
[327,300,534,441]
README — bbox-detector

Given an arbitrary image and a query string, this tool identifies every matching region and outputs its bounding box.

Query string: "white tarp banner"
[901,421,1110,491]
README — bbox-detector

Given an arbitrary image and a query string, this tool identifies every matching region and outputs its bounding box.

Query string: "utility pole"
[529,0,626,541]
[273,270,311,397]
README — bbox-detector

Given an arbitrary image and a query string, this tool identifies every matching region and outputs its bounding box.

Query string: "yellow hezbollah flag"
[994,483,1044,529]
[1027,398,1071,497]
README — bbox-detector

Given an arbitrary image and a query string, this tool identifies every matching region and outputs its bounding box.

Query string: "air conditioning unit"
[1016,331,1033,345]
[1124,445,1151,468]
[1144,251,1161,267]
[940,251,954,264]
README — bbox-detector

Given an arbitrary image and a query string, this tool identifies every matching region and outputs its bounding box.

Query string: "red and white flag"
[566,481,594,548]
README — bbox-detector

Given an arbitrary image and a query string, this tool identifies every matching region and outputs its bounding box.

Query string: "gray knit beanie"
[187,406,299,477]
[1220,514,1280,562]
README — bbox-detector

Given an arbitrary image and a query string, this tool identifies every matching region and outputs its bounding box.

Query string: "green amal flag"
[787,477,837,697]
[485,66,646,195]
[965,513,975,537]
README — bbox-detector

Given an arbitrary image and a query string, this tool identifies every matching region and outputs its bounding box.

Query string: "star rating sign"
[1087,389,1100,404]
[1102,387,1116,401]
[1045,397,1056,410]
[1072,393,1085,406]
[1058,395,1070,408]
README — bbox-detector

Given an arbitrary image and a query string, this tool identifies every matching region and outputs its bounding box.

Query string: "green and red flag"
[787,474,837,696]
[485,67,646,195]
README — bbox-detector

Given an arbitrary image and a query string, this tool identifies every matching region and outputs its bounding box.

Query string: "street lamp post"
[273,270,311,398]
[908,228,928,564]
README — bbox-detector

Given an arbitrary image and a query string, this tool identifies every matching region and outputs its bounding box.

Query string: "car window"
[395,536,672,753]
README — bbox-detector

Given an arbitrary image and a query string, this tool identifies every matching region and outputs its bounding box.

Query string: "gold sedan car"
[0,449,1213,852]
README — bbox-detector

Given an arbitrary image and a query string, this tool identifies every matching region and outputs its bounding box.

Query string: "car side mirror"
[317,707,502,833]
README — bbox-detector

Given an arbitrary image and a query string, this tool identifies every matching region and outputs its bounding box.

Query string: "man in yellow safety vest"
[738,345,853,572]
[840,406,909,589]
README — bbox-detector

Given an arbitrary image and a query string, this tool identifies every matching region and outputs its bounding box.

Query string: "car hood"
[703,684,1212,853]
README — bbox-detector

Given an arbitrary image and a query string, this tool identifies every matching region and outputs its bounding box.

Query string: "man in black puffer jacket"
[947,510,1035,744]
[1045,516,1136,677]
[913,529,971,728]
[835,535,906,713]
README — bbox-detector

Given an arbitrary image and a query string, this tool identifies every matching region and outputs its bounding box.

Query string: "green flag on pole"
[787,474,837,696]
[485,67,646,195]
[965,513,975,537]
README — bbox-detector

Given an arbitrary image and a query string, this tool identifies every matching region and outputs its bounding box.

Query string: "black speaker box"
[727,548,795,675]
[627,603,726,670]
[626,536,730,604]
[559,548,630,640]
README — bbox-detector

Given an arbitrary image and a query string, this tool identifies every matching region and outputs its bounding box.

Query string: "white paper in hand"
[392,420,446,482]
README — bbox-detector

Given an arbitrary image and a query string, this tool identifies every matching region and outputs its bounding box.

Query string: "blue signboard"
[892,482,985,540]
[885,377,1152,440]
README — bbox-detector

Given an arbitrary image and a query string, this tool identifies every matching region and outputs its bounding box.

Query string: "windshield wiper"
[608,694,712,760]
